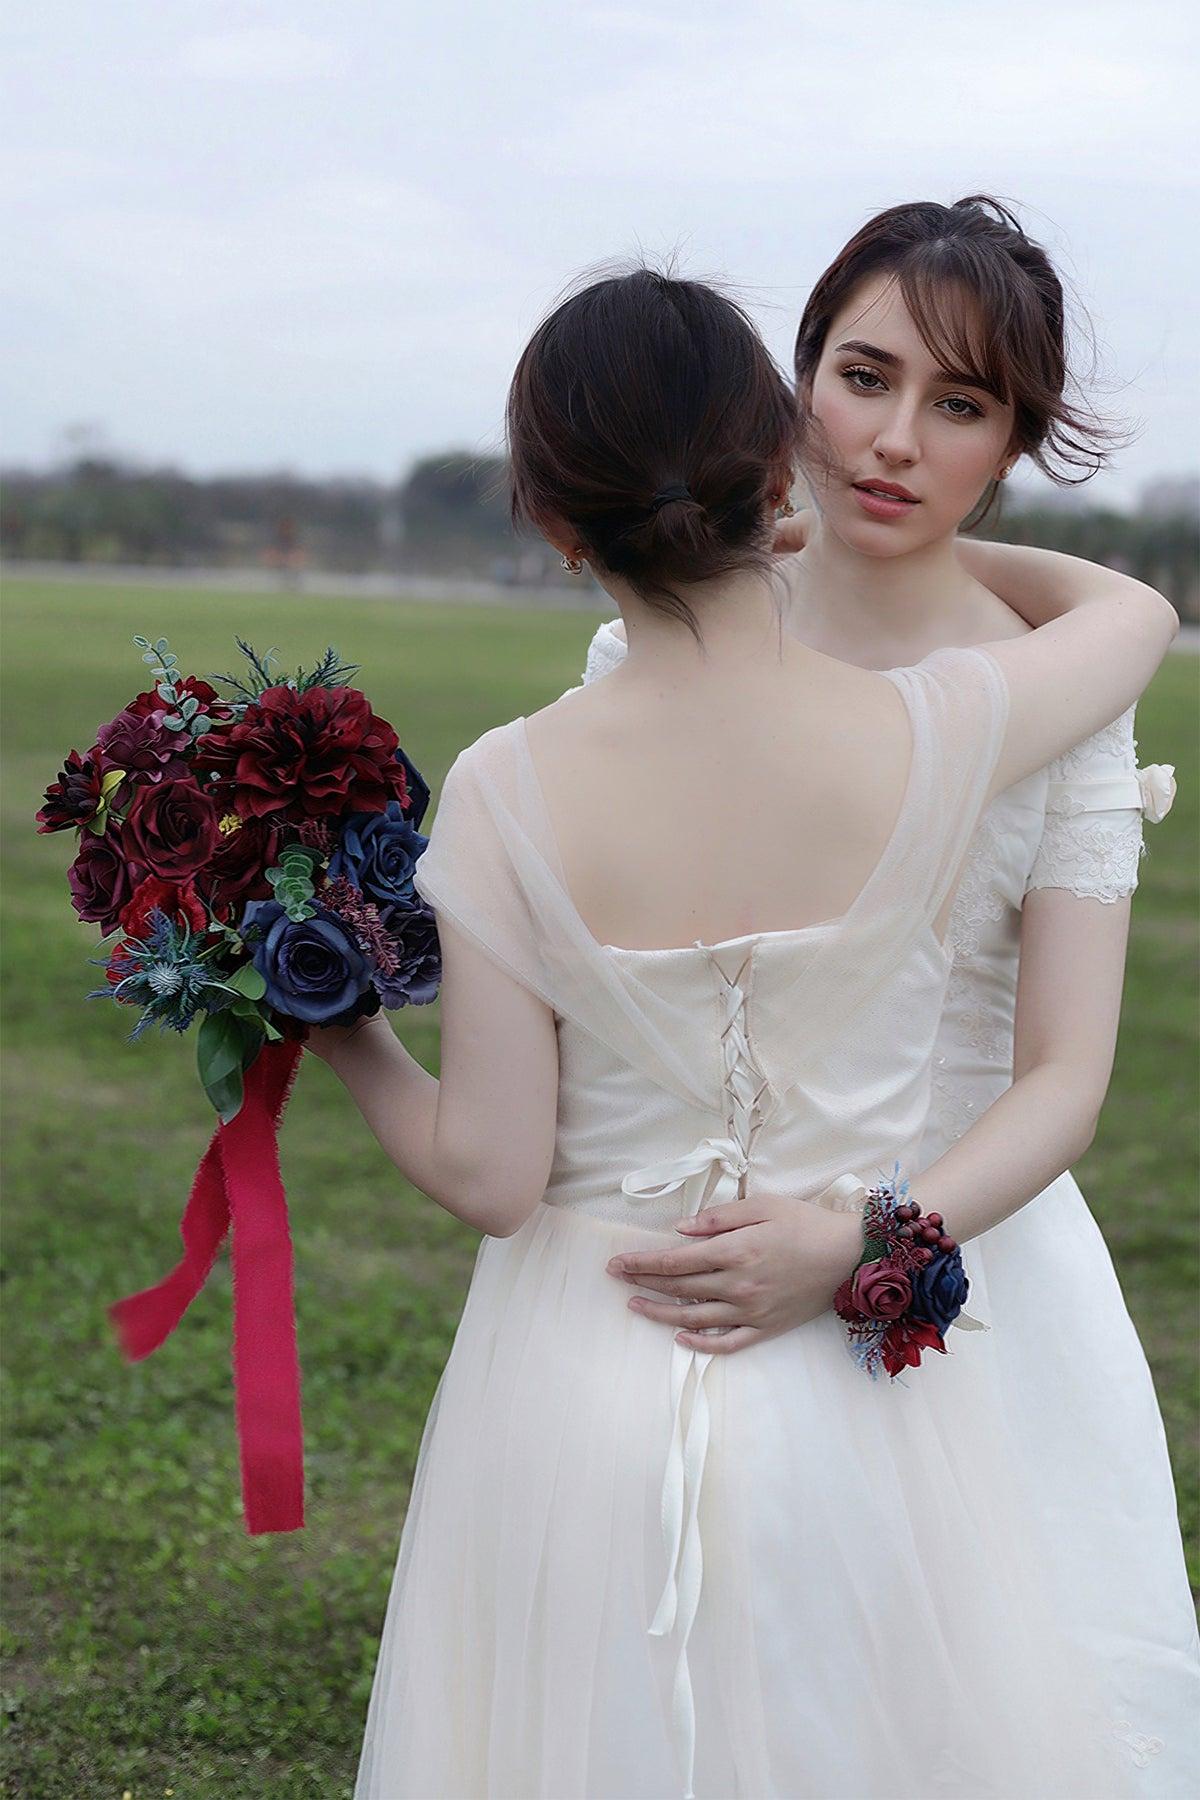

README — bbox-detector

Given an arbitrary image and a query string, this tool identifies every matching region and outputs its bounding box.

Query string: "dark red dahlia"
[123,777,221,880]
[201,685,409,825]
[36,747,106,833]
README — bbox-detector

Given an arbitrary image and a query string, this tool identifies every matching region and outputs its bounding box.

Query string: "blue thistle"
[89,908,228,1040]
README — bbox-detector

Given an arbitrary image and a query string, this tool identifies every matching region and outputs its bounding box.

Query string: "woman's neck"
[608,567,801,687]
[791,518,982,668]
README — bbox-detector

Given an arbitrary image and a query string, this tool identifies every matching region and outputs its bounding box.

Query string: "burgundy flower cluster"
[37,635,439,1111]
[833,1179,971,1379]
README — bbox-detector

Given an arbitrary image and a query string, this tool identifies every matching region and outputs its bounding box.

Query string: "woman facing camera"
[583,198,1198,1790]
[310,259,1179,1797]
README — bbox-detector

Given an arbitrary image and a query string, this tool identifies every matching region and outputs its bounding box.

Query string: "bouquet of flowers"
[36,634,440,1533]
[833,1169,985,1379]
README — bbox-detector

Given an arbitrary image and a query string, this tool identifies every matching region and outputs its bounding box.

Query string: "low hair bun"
[507,264,799,638]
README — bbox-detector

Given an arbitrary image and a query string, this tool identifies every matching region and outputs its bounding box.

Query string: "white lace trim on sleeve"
[1025,810,1145,902]
[1024,705,1175,902]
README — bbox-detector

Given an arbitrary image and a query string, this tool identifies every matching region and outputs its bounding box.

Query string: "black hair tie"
[648,482,694,514]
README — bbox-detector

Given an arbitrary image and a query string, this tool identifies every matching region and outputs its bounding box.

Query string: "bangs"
[896,253,1013,403]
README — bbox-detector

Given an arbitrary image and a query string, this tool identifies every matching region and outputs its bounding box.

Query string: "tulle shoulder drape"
[413,646,1009,1109]
[413,720,725,1111]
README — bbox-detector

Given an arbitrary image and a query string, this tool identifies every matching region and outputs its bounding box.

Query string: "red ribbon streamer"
[109,1038,306,1535]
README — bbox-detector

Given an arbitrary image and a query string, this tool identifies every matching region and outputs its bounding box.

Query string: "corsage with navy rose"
[35,633,442,1534]
[832,1168,985,1379]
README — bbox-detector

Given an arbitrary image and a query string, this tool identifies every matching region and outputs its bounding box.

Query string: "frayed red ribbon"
[109,1038,306,1535]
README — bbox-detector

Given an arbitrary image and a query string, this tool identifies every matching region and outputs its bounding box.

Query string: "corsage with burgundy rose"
[833,1168,986,1379]
[36,633,441,1535]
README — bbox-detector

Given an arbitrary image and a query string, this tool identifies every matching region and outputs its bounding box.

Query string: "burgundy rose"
[119,874,208,939]
[198,815,280,915]
[850,1259,913,1322]
[67,823,143,934]
[203,685,409,824]
[95,706,192,786]
[36,747,106,833]
[124,777,221,880]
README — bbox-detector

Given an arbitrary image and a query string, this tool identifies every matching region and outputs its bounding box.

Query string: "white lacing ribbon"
[618,950,770,1796]
[622,1135,744,1798]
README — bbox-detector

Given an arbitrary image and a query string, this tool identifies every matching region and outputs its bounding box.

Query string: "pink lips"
[851,482,920,521]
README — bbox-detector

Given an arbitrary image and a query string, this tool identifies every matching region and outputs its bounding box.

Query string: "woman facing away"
[308,262,1181,1798]
[581,199,1199,1791]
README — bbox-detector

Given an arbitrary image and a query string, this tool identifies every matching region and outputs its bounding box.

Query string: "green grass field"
[2,577,1196,1798]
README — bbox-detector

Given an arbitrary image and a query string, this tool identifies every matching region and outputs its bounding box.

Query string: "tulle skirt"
[354,1191,1197,1800]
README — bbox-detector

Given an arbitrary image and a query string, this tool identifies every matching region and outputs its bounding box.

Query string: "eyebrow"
[834,339,995,395]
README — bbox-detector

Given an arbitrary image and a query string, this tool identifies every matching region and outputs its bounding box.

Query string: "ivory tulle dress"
[353,644,1198,1800]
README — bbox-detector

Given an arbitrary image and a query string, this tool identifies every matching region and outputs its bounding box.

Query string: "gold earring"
[776,496,796,517]
[997,466,1013,481]
[561,554,584,574]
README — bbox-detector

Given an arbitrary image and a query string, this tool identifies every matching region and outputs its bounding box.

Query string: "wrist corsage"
[832,1168,985,1379]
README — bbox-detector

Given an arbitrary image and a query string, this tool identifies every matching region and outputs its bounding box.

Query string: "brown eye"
[939,394,984,420]
[841,366,886,392]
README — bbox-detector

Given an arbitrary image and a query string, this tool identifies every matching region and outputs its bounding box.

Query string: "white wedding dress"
[353,643,1197,1799]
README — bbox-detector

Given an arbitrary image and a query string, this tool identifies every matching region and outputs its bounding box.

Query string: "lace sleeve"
[582,618,627,685]
[1025,707,1176,902]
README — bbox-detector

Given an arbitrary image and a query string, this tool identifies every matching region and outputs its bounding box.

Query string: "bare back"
[523,640,916,954]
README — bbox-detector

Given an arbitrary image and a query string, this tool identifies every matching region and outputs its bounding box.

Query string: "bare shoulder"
[524,674,628,758]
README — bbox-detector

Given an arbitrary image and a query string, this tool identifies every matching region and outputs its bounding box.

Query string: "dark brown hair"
[507,265,798,637]
[793,196,1118,507]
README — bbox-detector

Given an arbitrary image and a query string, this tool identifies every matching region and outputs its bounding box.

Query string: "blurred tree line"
[2,453,1196,618]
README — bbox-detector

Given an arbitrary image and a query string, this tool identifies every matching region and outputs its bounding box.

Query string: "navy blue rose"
[907,1250,969,1337]
[396,748,430,828]
[375,903,442,1008]
[328,801,428,913]
[240,898,373,1024]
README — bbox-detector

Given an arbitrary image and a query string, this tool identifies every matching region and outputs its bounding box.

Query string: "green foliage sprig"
[210,637,360,704]
[131,634,215,740]
[264,845,320,922]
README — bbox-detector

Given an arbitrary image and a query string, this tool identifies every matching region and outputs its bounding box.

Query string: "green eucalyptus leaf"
[142,651,158,664]
[162,713,185,730]
[197,1010,245,1090]
[191,717,213,737]
[204,1063,244,1124]
[181,696,199,719]
[226,962,267,1000]
[133,635,151,649]
[154,637,169,654]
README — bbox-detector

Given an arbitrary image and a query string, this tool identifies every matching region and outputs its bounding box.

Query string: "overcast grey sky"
[2,0,1196,506]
